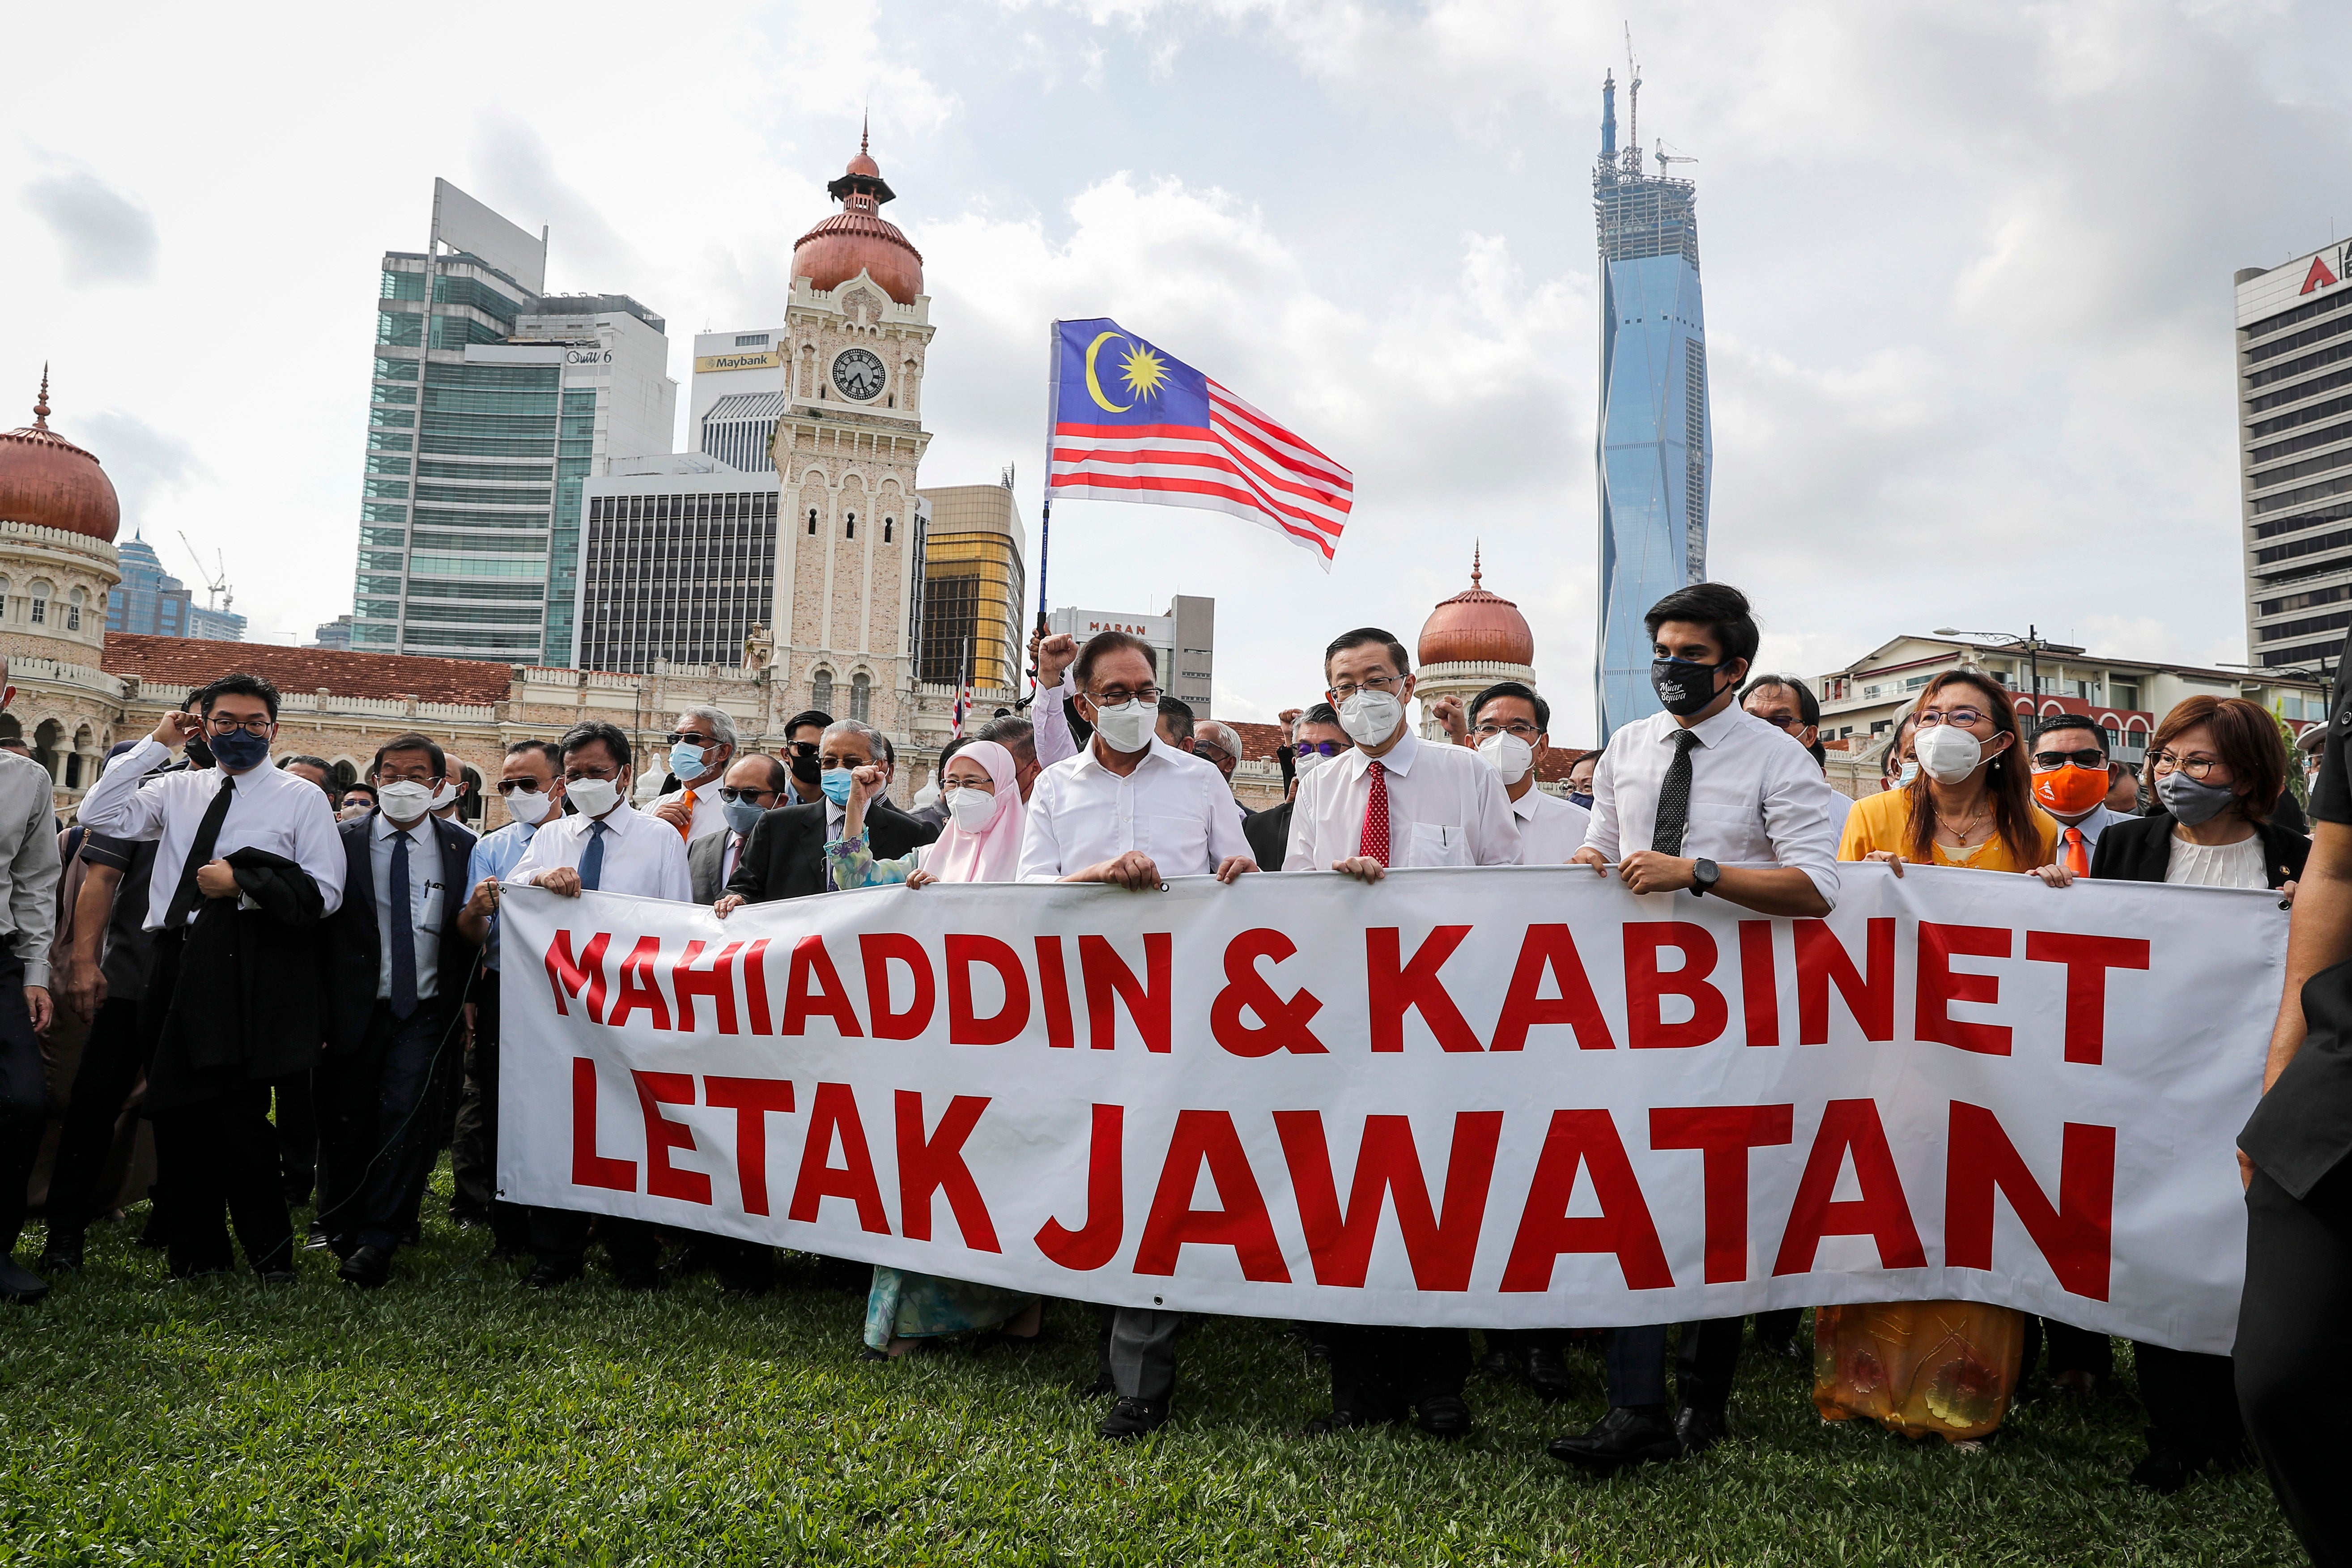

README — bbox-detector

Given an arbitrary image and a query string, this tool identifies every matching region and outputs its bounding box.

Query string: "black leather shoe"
[36,1232,83,1275]
[1548,1406,1682,1472]
[527,1260,584,1290]
[1674,1402,1729,1456]
[1099,1396,1170,1440]
[337,1245,391,1290]
[0,1256,51,1304]
[1523,1345,1577,1402]
[2128,1440,2196,1494]
[1416,1394,1473,1438]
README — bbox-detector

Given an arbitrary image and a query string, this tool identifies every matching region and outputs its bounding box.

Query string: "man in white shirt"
[77,673,346,1283]
[1017,630,1255,1441]
[1557,583,1842,1475]
[1284,628,1518,1439]
[1465,680,1590,866]
[648,705,738,845]
[501,720,690,1288]
[1740,673,1856,831]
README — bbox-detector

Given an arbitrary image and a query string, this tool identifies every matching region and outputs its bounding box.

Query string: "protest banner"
[498,863,2282,1353]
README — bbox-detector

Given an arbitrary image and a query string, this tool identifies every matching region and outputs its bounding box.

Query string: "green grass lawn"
[0,1169,2301,1567]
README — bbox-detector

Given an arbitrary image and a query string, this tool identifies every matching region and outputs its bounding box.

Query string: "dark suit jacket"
[726,798,940,903]
[2088,809,2308,890]
[145,847,330,1112]
[322,813,482,1055]
[689,830,740,906]
[1244,799,1293,873]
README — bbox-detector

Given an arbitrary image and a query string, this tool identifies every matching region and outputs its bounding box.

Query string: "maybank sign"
[695,351,784,373]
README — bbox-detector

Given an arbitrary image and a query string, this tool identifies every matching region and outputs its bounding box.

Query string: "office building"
[107,532,246,641]
[919,484,1025,693]
[1592,67,1711,740]
[2234,242,2352,673]
[310,614,353,650]
[1046,593,1212,718]
[576,455,782,673]
[354,178,675,665]
[689,327,790,472]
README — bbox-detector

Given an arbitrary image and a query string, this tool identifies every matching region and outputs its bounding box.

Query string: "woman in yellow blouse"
[1819,669,2059,1442]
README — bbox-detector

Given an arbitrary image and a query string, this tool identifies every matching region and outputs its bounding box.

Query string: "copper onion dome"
[793,120,924,306]
[0,369,121,544]
[1417,547,1535,667]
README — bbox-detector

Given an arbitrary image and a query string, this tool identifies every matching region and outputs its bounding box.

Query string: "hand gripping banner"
[496,864,2283,1353]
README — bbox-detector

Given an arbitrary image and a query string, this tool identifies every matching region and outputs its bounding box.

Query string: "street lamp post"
[1935,625,2046,705]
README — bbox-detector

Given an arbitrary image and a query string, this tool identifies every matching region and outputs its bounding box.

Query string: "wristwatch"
[1691,858,1721,897]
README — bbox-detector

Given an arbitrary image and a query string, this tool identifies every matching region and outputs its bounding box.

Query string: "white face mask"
[1338,689,1403,747]
[1090,699,1155,754]
[944,786,997,831]
[1293,744,1334,778]
[566,776,623,818]
[376,780,434,824]
[1913,725,1986,785]
[1477,732,1534,785]
[429,781,460,811]
[502,787,553,826]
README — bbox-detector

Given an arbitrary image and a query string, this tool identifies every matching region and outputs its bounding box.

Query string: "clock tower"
[769,129,934,735]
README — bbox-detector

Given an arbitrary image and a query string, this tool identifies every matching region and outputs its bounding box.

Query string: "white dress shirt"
[507,801,692,902]
[1512,784,1594,866]
[1284,729,1520,871]
[371,812,446,1001]
[1582,704,1843,906]
[466,818,539,973]
[659,777,731,842]
[2051,801,2127,852]
[1020,736,1250,881]
[79,736,347,930]
[1033,679,1081,769]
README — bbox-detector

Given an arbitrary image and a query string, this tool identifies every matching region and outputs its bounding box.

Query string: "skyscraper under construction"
[1592,64,1712,740]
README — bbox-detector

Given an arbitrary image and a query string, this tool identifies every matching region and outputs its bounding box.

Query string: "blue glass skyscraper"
[1593,68,1711,740]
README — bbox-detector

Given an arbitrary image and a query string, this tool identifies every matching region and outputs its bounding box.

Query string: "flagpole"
[1032,320,1059,706]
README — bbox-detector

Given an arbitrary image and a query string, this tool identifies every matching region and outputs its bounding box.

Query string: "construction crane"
[1622,23,1643,178]
[177,531,233,614]
[1654,138,1698,176]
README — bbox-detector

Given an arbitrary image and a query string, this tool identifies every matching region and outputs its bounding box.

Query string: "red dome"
[795,135,923,306]
[0,372,119,544]
[1418,549,1534,667]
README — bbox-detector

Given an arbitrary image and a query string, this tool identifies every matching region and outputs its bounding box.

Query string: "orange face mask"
[2032,763,2110,816]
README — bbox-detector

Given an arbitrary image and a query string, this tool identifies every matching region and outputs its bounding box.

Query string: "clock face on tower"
[831,348,887,401]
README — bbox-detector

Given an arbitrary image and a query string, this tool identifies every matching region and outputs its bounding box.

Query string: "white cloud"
[21,170,157,284]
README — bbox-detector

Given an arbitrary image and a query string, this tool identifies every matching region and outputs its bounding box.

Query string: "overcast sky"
[7,0,2349,738]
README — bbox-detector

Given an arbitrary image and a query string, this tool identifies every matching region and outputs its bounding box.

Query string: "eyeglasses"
[2150,751,2227,780]
[716,786,773,805]
[205,715,272,736]
[1473,720,1542,739]
[1088,684,1161,707]
[496,778,548,795]
[1748,712,1806,733]
[1293,739,1349,758]
[1192,742,1235,765]
[784,741,820,758]
[1329,674,1403,701]
[565,765,622,782]
[663,731,721,748]
[1916,706,1991,729]
[2031,748,2105,771]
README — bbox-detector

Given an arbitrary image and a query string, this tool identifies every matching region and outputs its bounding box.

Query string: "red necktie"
[2063,826,2089,878]
[1358,761,1391,867]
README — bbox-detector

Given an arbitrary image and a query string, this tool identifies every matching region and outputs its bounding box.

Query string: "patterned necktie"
[1358,760,1391,867]
[676,788,696,842]
[1651,729,1703,857]
[580,819,609,892]
[387,825,419,1020]
[2064,825,2090,878]
[163,775,235,928]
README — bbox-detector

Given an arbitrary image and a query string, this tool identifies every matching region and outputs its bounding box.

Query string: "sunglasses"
[716,786,772,805]
[2030,749,2105,771]
[1293,739,1349,758]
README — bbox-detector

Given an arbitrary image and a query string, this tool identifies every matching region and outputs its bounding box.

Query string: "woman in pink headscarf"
[825,738,1040,1359]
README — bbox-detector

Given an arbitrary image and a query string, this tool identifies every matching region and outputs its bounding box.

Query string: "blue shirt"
[466,819,539,973]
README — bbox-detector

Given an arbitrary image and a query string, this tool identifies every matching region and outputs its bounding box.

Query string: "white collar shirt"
[2053,802,2128,852]
[1283,729,1521,871]
[77,737,347,930]
[666,777,731,843]
[506,801,692,903]
[1019,736,1250,881]
[1511,784,1594,867]
[465,819,538,973]
[370,812,446,1001]
[1582,704,1843,907]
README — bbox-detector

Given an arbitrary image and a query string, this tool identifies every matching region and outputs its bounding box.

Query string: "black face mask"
[1651,657,1736,718]
[184,734,217,769]
[789,749,821,784]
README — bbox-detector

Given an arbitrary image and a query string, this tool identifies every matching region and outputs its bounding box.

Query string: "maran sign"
[695,350,785,373]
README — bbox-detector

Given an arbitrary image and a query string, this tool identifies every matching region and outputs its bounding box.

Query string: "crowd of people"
[0,578,2345,1563]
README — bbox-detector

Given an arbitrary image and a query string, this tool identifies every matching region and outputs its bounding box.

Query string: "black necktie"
[164,775,236,928]
[1651,729,1703,857]
[388,825,419,1020]
[580,820,609,892]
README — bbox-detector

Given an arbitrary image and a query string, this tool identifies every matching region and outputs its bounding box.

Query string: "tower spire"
[1472,542,1482,588]
[861,107,869,156]
[33,363,50,429]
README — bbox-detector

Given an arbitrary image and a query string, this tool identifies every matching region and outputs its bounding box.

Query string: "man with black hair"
[1156,695,1196,749]
[1556,583,1842,1473]
[315,731,480,1288]
[503,720,689,1288]
[781,709,833,805]
[338,782,379,823]
[280,755,334,796]
[1740,673,1853,832]
[0,656,59,1302]
[76,672,344,1282]
[1245,704,1348,871]
[2027,714,2130,874]
[1467,680,1589,865]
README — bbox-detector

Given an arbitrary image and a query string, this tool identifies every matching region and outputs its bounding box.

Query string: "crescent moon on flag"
[1084,332,1132,412]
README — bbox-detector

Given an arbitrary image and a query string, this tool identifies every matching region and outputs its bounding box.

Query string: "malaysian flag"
[1046,319,1353,568]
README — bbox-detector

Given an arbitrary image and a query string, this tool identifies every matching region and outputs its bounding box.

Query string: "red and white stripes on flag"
[1049,380,1355,569]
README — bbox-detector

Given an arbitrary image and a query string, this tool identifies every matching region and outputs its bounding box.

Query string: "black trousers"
[273,1074,317,1207]
[2133,1342,2242,1461]
[2237,1165,2352,1566]
[1325,1325,1469,1418]
[151,1080,293,1275]
[457,973,529,1251]
[1606,1318,1744,1411]
[0,951,44,1257]
[528,1206,658,1275]
[316,999,457,1255]
[40,993,154,1241]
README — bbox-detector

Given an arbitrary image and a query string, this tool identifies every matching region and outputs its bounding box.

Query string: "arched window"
[28,579,51,625]
[811,668,834,714]
[883,517,894,544]
[807,509,819,536]
[66,586,84,632]
[0,577,10,619]
[845,513,856,540]
[850,672,872,722]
